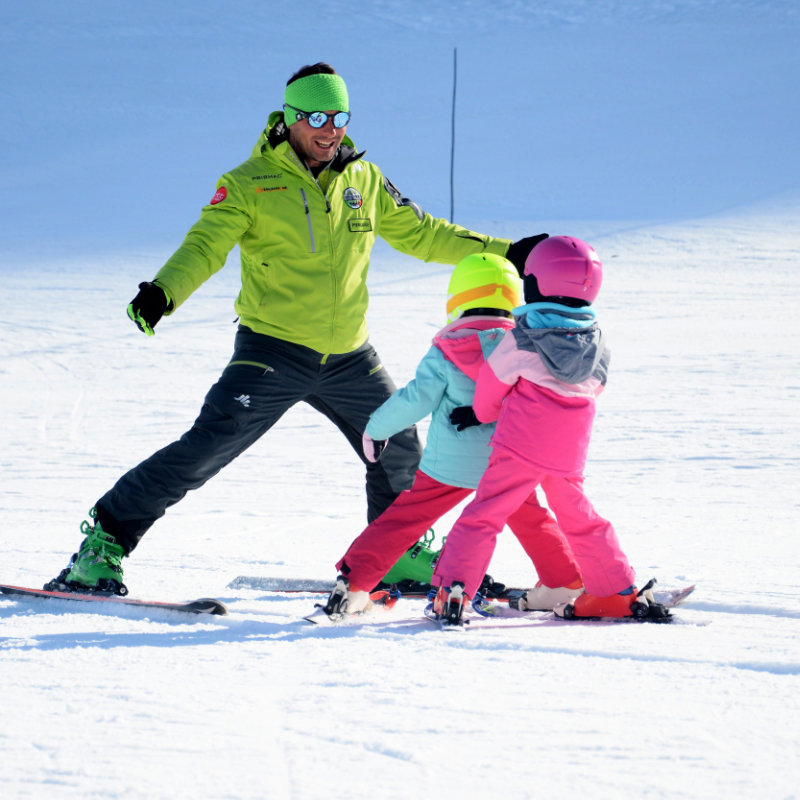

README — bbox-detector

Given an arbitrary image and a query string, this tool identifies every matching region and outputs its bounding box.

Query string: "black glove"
[449,406,482,431]
[505,233,549,277]
[127,282,169,336]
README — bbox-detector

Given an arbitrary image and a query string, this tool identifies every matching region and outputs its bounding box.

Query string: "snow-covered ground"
[1,2,799,799]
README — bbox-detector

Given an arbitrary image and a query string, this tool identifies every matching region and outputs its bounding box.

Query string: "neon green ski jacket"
[153,112,512,355]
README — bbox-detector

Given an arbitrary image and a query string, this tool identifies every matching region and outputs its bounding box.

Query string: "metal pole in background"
[450,47,457,223]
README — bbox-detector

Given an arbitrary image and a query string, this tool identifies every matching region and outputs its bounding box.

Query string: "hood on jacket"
[512,303,609,386]
[433,316,514,382]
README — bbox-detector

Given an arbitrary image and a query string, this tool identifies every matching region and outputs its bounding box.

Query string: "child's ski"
[503,583,696,612]
[478,584,696,624]
[303,589,398,625]
[234,574,695,613]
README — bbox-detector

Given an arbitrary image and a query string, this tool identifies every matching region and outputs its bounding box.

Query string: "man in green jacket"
[46,62,547,595]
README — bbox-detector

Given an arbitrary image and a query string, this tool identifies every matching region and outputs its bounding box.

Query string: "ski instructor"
[46,62,547,595]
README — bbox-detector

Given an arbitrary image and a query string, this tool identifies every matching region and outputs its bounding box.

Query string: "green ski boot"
[380,529,441,591]
[47,509,128,595]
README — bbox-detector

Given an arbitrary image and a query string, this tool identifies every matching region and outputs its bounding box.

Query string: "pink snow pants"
[433,447,635,598]
[336,469,580,593]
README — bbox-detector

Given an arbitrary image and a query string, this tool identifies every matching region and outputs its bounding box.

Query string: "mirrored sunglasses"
[284,104,351,129]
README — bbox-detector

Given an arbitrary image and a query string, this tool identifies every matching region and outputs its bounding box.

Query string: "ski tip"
[192,598,229,615]
[423,605,469,630]
[660,584,696,608]
[303,607,339,625]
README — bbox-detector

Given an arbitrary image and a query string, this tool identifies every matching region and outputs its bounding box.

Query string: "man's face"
[288,112,347,168]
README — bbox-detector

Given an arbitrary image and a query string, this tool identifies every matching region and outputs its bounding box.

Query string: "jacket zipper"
[303,178,334,345]
[320,177,336,346]
[302,172,337,347]
[300,188,316,252]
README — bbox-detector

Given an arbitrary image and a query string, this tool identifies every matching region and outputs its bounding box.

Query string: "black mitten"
[449,406,482,431]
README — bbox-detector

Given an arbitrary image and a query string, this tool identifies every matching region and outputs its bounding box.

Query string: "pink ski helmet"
[523,236,603,306]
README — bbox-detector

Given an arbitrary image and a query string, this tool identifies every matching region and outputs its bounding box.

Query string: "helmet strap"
[460,308,513,319]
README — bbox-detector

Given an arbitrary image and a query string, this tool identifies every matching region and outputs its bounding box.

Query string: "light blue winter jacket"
[365,316,514,488]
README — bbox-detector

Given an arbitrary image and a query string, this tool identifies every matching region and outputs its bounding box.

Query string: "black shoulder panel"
[332,145,366,172]
[267,120,289,149]
[383,177,424,222]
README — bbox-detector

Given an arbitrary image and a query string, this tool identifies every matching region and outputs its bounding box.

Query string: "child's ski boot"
[555,579,669,621]
[511,578,584,611]
[429,581,468,626]
[321,576,373,620]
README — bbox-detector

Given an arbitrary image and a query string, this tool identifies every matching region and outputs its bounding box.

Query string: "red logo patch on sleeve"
[210,186,228,205]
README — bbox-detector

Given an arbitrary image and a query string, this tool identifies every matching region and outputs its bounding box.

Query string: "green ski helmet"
[446,253,521,323]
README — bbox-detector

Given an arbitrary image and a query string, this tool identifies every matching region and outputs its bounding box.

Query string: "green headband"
[283,74,349,126]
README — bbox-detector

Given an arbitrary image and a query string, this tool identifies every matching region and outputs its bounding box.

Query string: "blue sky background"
[1,0,797,259]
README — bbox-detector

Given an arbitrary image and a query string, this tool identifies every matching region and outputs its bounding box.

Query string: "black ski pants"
[95,326,422,554]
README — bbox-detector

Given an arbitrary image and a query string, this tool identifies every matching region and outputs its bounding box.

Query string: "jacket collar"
[251,110,365,174]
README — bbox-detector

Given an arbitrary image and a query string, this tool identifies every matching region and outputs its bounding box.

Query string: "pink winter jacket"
[472,303,610,477]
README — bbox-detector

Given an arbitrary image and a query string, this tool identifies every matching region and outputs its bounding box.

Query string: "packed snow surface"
[1,2,798,798]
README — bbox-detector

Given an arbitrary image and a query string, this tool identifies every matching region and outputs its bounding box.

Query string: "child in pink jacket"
[432,236,646,623]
